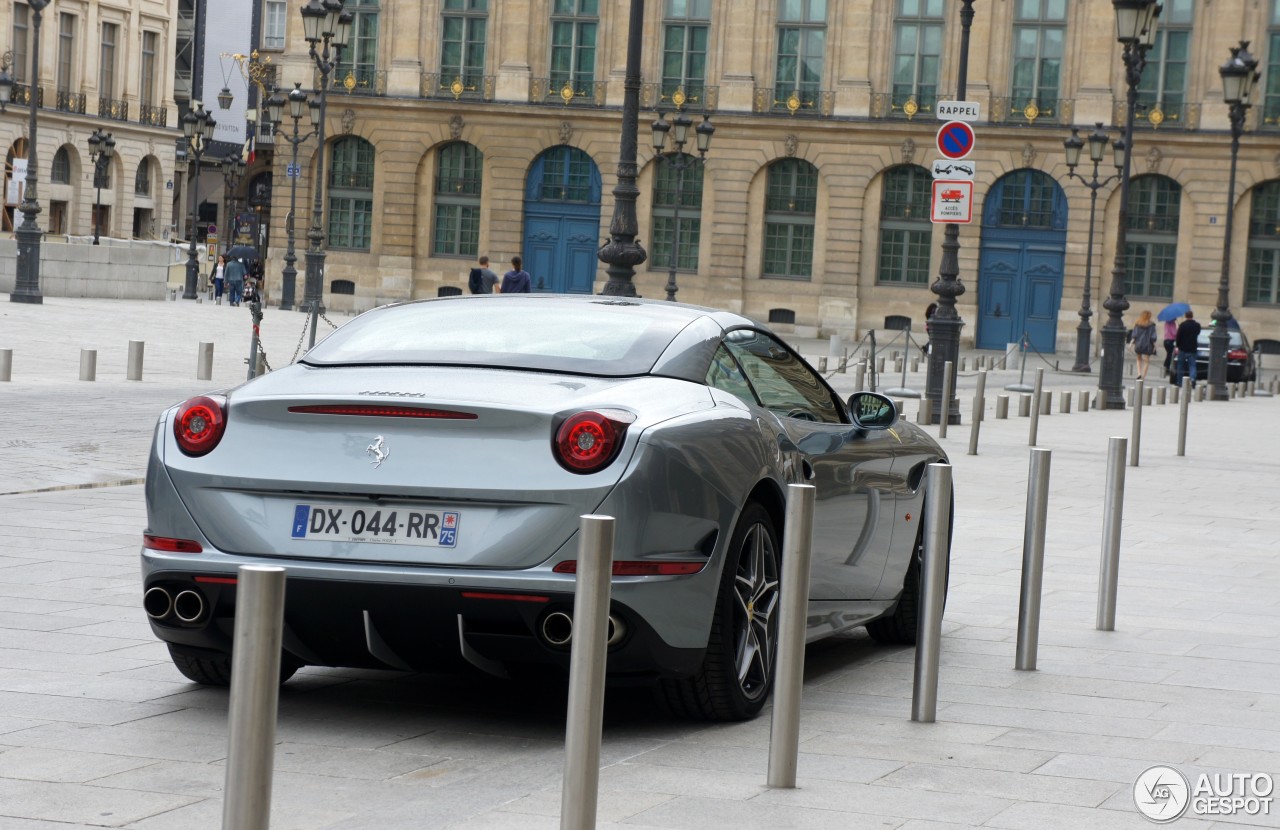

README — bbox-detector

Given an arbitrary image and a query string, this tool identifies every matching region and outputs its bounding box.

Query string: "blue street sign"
[287,162,301,178]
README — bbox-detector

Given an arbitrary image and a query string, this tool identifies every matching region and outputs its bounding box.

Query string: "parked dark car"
[1194,325,1257,383]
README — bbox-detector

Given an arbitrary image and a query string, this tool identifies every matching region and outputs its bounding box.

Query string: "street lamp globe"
[288,83,308,120]
[1219,43,1260,105]
[1062,127,1084,169]
[650,114,670,151]
[1112,0,1158,44]
[695,116,715,153]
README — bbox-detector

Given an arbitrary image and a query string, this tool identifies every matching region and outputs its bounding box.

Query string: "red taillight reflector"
[194,576,238,585]
[460,591,550,603]
[174,395,227,456]
[553,560,706,576]
[553,409,635,474]
[288,405,477,419]
[143,535,204,553]
[1227,349,1248,361]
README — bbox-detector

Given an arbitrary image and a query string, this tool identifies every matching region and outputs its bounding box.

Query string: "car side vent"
[768,308,796,325]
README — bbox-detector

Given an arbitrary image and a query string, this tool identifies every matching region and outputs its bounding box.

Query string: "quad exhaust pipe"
[144,587,172,620]
[539,610,625,648]
[145,586,208,624]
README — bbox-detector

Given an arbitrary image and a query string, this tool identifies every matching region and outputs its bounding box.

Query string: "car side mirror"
[847,392,897,429]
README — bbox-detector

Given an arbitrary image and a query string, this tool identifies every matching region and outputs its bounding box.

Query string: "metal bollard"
[876,357,886,375]
[1157,386,1166,406]
[894,357,903,375]
[1078,389,1089,413]
[1059,391,1071,414]
[79,349,97,382]
[996,395,1009,419]
[1130,379,1144,467]
[959,357,968,372]
[853,360,866,391]
[917,397,932,426]
[818,356,828,372]
[1178,377,1191,456]
[222,565,287,830]
[1171,384,1180,405]
[939,360,953,438]
[197,342,214,381]
[1040,390,1051,415]
[1196,384,1205,402]
[1028,368,1044,446]
[911,463,953,723]
[0,348,10,382]
[911,358,919,373]
[1019,394,1031,417]
[1015,448,1052,671]
[1144,386,1153,406]
[767,484,816,788]
[127,340,145,381]
[967,370,987,456]
[1097,437,1127,632]
[1126,387,1135,407]
[561,515,615,830]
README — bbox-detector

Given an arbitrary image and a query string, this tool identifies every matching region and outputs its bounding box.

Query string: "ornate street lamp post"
[1063,123,1123,372]
[269,84,317,312]
[650,112,714,302]
[300,0,351,348]
[182,102,217,300]
[598,0,647,296]
[10,0,52,304]
[87,129,116,246]
[221,150,246,255]
[1099,0,1160,408]
[1208,42,1261,400]
[925,0,974,424]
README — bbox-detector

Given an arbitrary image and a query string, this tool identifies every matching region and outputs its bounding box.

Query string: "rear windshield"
[302,298,697,376]
[1196,330,1243,348]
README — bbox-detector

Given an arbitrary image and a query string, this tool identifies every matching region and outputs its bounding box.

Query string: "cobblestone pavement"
[1,296,1277,828]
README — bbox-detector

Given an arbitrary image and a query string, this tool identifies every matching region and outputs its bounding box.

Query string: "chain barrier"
[289,314,312,364]
[319,311,341,331]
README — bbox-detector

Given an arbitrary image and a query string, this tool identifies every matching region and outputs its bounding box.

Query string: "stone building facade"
[0,0,179,245]
[261,0,1280,349]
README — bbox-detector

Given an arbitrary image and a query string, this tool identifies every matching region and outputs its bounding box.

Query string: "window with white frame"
[1136,0,1191,123]
[100,22,117,99]
[263,0,287,50]
[774,0,826,108]
[662,0,709,105]
[328,137,375,251]
[1010,0,1065,111]
[57,13,76,94]
[441,0,487,90]
[432,142,482,257]
[335,0,380,91]
[878,165,933,284]
[891,0,943,116]
[763,158,817,280]
[651,153,704,271]
[1246,181,1280,305]
[1124,175,1180,300]
[141,31,157,106]
[550,0,598,98]
[12,3,28,83]
[1264,1,1280,128]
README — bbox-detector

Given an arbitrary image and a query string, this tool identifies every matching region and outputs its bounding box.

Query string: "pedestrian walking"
[924,302,938,356]
[469,255,500,294]
[1129,309,1157,380]
[1174,310,1202,385]
[501,256,532,294]
[212,255,227,304]
[1162,316,1177,379]
[225,257,247,307]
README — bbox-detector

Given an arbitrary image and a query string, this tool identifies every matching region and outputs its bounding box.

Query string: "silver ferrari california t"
[142,296,951,720]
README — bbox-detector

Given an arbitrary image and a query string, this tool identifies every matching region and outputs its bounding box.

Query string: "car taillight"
[1228,349,1248,361]
[553,409,635,474]
[143,534,204,553]
[174,395,227,456]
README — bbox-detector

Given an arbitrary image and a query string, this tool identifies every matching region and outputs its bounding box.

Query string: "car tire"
[657,501,780,721]
[867,495,951,646]
[167,644,301,686]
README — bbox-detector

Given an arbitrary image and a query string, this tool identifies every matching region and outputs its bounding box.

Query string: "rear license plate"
[290,504,459,547]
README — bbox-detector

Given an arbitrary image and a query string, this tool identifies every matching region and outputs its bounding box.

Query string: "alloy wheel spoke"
[737,627,759,683]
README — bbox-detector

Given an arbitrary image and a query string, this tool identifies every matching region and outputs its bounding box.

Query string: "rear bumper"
[142,563,704,680]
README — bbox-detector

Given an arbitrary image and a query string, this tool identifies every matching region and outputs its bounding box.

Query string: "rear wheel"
[658,502,780,721]
[167,644,301,686]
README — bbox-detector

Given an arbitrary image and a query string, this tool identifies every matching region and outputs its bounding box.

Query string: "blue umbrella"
[1157,302,1191,322]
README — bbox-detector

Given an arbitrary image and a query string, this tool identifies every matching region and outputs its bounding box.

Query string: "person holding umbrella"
[1158,302,1191,381]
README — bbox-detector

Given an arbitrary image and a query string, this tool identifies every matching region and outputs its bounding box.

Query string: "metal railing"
[640,83,718,113]
[317,68,388,97]
[420,72,495,101]
[1117,99,1200,130]
[99,96,129,121]
[870,91,944,120]
[55,90,87,114]
[10,82,42,107]
[138,104,167,127]
[530,77,608,107]
[752,86,835,117]
[990,96,1073,126]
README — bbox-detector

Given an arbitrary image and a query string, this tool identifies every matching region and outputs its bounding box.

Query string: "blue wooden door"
[522,147,603,293]
[976,171,1067,352]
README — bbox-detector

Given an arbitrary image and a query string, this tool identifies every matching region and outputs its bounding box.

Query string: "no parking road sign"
[936,120,976,160]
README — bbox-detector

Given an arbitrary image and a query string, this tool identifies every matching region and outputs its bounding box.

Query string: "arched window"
[651,152,703,271]
[135,158,151,196]
[763,159,817,280]
[878,165,932,284]
[1125,174,1180,300]
[51,146,70,184]
[534,146,596,203]
[432,142,482,257]
[328,137,375,251]
[1246,180,1280,306]
[993,169,1059,228]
